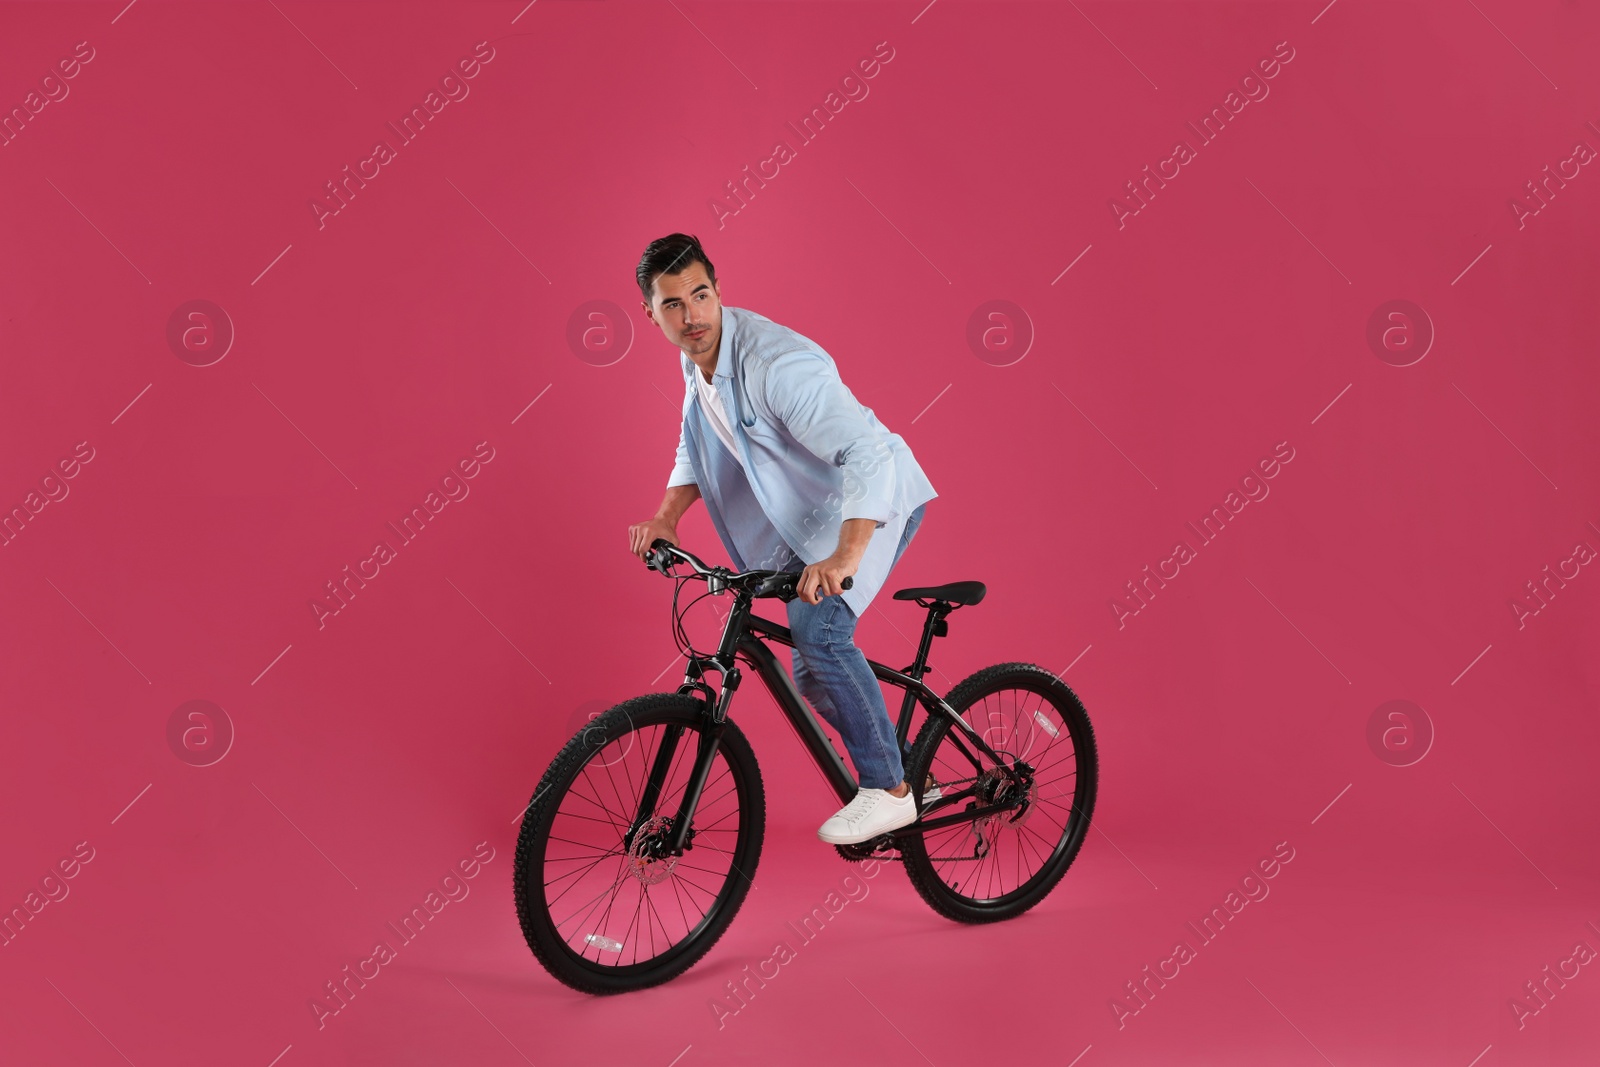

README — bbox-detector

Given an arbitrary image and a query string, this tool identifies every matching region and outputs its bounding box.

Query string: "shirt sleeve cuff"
[841,502,890,527]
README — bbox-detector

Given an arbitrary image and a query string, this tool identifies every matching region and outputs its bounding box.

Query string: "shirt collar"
[712,306,736,379]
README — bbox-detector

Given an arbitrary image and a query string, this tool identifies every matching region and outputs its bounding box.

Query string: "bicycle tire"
[513,693,765,994]
[901,662,1097,923]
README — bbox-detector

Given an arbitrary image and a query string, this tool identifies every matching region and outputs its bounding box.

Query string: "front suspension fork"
[626,660,737,857]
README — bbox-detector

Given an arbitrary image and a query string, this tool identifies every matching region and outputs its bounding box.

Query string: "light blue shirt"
[667,305,938,615]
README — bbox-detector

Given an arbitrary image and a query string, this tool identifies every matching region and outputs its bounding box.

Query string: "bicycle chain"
[834,840,902,864]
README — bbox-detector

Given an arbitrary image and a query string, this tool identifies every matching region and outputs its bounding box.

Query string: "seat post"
[909,601,951,678]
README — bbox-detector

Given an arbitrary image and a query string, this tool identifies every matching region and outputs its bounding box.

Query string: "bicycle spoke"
[665,867,722,903]
[564,775,623,820]
[643,885,677,962]
[694,839,757,890]
[666,864,697,933]
[595,754,638,833]
[1015,824,1023,892]
[691,774,738,816]
[552,864,628,937]
[691,811,740,839]
[1032,769,1080,791]
[547,808,622,828]
[1017,820,1059,863]
[671,861,737,879]
[545,834,624,854]
[616,887,646,966]
[544,850,624,900]
[574,766,629,839]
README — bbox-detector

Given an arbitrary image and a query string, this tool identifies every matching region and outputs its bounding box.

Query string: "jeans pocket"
[819,591,856,637]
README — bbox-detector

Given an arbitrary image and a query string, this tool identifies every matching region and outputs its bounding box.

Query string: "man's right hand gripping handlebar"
[629,515,681,561]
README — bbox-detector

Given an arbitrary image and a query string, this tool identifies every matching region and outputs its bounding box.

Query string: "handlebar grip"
[644,537,676,571]
[785,575,851,598]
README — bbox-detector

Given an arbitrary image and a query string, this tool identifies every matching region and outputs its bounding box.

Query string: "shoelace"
[835,790,888,825]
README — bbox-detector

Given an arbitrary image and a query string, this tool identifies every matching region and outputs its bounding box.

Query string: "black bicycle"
[512,539,1098,994]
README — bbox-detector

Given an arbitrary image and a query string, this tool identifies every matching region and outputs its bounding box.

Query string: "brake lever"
[645,538,680,573]
[752,573,795,601]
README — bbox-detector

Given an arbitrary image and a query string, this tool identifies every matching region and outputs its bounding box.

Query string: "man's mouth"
[687,329,706,339]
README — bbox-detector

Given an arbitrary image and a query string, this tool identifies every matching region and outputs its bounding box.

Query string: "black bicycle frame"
[643,586,1024,856]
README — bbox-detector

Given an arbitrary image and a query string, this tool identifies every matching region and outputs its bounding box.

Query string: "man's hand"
[797,553,859,605]
[796,518,878,604]
[629,517,679,561]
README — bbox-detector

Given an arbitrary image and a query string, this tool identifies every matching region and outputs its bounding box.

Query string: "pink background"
[2,1,1597,1064]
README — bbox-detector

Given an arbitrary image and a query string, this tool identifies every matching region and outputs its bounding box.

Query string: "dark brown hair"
[636,233,717,304]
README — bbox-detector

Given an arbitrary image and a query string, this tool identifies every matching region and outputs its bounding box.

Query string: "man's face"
[643,263,722,358]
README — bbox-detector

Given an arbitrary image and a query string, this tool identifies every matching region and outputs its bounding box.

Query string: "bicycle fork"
[622,716,721,859]
[626,591,757,860]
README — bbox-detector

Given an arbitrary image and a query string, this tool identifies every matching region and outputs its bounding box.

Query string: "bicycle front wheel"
[512,693,765,994]
[901,662,1097,923]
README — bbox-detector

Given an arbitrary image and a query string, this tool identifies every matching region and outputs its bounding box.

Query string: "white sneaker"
[817,788,919,845]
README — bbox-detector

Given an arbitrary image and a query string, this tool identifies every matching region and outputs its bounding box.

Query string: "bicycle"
[512,538,1099,994]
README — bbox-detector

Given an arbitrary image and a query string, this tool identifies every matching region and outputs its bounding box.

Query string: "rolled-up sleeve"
[667,415,697,488]
[763,349,896,526]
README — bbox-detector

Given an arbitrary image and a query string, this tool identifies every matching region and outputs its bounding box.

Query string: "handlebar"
[644,538,852,602]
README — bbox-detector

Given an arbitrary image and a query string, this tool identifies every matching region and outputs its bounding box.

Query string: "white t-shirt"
[693,363,744,469]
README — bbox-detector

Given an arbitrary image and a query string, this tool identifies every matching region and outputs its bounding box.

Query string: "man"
[626,233,939,846]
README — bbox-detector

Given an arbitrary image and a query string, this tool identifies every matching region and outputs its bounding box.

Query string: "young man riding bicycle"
[626,233,939,846]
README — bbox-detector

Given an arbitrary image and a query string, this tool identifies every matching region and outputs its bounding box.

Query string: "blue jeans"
[785,503,926,791]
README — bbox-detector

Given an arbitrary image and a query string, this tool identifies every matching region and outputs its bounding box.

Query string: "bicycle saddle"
[892,581,986,607]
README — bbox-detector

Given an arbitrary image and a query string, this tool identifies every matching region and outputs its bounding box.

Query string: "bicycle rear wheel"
[513,693,765,993]
[901,662,1097,923]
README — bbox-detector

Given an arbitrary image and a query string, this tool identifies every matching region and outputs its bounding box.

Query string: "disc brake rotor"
[625,815,680,885]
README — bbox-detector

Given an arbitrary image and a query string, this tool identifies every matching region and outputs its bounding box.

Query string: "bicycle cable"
[668,570,721,662]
